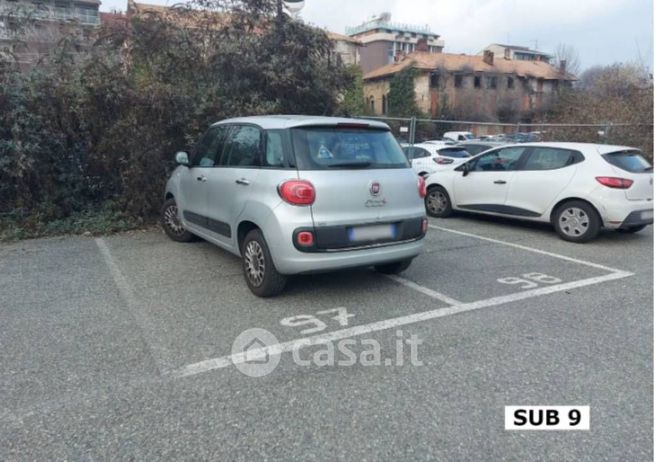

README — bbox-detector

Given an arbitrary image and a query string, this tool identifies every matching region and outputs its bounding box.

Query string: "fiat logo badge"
[370,181,381,196]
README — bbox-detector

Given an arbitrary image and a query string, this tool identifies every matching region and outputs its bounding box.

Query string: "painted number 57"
[280,307,355,335]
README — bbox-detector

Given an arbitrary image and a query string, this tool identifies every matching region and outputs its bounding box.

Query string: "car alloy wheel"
[559,207,590,238]
[426,189,448,215]
[244,240,266,287]
[163,203,185,236]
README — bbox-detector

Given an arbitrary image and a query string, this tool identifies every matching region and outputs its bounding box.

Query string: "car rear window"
[290,127,409,170]
[603,150,652,173]
[460,144,485,156]
[438,148,471,158]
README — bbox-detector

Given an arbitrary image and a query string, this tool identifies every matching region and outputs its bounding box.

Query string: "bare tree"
[554,43,581,76]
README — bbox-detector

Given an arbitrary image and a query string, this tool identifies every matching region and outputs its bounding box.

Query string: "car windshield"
[291,126,409,170]
[603,150,652,173]
[463,133,475,140]
[438,148,471,158]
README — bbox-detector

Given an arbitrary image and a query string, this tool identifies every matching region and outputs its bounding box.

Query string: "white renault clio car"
[424,143,653,242]
[403,142,472,177]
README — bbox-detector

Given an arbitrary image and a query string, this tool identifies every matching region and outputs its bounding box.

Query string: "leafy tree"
[336,64,370,117]
[387,65,422,117]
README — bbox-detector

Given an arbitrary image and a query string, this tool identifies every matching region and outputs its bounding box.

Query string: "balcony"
[54,7,99,25]
[346,21,434,37]
[0,5,99,26]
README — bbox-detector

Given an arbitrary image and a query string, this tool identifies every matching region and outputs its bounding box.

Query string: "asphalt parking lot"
[1,215,652,460]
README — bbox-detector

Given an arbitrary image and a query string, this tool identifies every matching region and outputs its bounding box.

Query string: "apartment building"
[346,13,444,73]
[481,44,553,63]
[0,0,100,66]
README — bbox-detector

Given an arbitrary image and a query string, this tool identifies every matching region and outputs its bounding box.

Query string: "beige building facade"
[364,51,575,122]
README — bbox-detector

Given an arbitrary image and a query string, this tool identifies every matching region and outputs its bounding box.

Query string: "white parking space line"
[428,224,626,273]
[95,238,174,375]
[171,222,635,379]
[385,274,462,305]
[172,269,633,379]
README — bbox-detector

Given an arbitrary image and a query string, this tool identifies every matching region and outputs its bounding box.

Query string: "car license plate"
[348,224,396,242]
[641,210,653,220]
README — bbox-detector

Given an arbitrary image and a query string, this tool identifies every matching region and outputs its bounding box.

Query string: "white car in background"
[422,139,457,146]
[424,142,653,242]
[403,142,472,177]
[443,131,475,142]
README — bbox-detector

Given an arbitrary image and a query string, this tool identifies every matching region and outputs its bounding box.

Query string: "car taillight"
[296,231,314,247]
[278,180,316,205]
[595,176,634,189]
[417,176,427,198]
[434,158,454,164]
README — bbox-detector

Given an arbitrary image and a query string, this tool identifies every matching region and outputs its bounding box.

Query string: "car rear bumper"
[618,209,654,229]
[273,237,425,275]
[292,217,426,252]
[599,198,653,229]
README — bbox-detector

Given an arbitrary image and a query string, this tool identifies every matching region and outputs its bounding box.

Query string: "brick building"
[363,50,576,122]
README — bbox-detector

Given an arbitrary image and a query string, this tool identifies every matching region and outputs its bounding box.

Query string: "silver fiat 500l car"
[162,116,428,296]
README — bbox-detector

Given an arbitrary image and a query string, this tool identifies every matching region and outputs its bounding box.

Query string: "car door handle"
[235,178,250,186]
[196,176,207,182]
[494,180,507,185]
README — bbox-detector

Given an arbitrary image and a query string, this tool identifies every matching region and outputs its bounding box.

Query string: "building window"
[507,77,514,89]
[474,76,481,88]
[430,72,440,89]
[488,76,497,89]
[382,94,388,115]
[369,97,375,113]
[76,5,99,24]
[454,75,463,88]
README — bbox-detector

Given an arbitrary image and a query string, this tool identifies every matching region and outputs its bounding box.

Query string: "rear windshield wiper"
[326,161,372,169]
[644,166,653,172]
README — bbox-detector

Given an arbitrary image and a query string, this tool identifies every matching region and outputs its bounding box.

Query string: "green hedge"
[0,2,352,238]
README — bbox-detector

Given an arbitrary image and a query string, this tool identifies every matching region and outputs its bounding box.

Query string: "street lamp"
[283,0,305,16]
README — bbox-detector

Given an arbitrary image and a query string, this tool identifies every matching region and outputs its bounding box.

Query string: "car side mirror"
[462,162,471,176]
[175,151,190,167]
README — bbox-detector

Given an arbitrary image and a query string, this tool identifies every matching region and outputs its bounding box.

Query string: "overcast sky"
[100,0,654,71]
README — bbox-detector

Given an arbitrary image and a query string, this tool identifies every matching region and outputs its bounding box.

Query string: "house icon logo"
[231,328,280,377]
[243,338,269,363]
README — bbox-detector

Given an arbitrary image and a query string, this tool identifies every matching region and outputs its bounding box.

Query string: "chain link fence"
[355,116,654,161]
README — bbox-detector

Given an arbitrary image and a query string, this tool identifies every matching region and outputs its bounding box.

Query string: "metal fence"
[355,116,654,160]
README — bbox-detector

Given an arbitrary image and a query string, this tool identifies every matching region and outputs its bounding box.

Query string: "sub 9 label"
[505,406,590,431]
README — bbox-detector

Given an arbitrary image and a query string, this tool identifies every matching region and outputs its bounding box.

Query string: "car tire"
[425,186,452,218]
[553,200,601,243]
[161,198,196,242]
[374,258,413,274]
[242,229,287,297]
[617,225,647,234]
